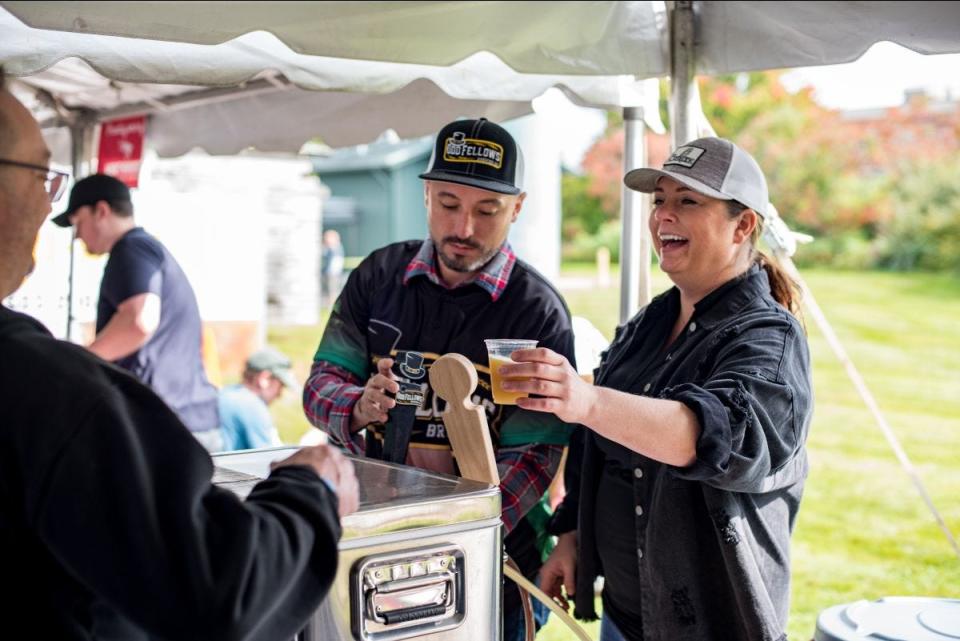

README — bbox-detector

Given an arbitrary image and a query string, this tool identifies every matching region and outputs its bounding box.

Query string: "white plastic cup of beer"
[484,339,539,405]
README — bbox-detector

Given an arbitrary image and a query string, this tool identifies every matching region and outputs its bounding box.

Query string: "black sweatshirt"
[0,305,342,640]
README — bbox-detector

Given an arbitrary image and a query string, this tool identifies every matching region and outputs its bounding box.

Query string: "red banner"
[97,115,146,188]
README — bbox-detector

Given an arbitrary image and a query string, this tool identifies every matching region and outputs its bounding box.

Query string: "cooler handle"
[367,572,455,625]
[355,547,466,640]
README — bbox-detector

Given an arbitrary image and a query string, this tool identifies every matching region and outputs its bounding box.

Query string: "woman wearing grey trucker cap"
[500,137,813,640]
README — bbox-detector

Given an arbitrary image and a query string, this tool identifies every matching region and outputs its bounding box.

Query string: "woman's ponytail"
[727,200,802,317]
[754,251,801,316]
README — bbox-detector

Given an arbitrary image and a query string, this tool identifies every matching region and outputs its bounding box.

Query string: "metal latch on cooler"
[354,546,465,640]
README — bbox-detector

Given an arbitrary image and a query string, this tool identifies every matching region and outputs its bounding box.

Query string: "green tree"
[877,155,960,271]
[561,172,608,238]
[577,70,960,270]
[699,72,877,238]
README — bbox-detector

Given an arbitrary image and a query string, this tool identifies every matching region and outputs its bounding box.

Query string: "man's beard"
[436,236,499,273]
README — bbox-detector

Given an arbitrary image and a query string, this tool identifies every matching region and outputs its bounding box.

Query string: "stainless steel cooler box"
[212,447,503,641]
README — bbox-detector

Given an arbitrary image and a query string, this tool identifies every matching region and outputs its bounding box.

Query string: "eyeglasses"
[0,159,71,203]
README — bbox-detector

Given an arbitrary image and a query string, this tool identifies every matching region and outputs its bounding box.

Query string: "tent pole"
[66,119,94,341]
[619,106,649,322]
[669,0,697,148]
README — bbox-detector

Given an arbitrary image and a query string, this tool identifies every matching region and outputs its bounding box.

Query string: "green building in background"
[310,134,432,259]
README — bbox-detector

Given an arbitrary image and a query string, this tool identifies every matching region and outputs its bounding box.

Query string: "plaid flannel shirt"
[402,238,516,301]
[303,239,560,533]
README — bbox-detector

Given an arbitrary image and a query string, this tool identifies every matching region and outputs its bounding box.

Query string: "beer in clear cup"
[484,339,538,405]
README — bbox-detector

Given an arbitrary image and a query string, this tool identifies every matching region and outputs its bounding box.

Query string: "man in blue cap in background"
[220,346,297,451]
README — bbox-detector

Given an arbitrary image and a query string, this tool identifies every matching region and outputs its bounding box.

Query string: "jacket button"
[634,467,643,479]
[635,505,644,516]
[642,382,651,393]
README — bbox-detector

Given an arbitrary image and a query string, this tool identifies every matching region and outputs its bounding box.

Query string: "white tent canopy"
[3,1,667,75]
[693,1,960,73]
[13,60,541,156]
[0,0,960,154]
[0,3,659,158]
[3,0,958,159]
[7,1,959,75]
[6,0,958,155]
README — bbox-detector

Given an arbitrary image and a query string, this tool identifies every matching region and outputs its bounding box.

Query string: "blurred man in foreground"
[0,68,359,640]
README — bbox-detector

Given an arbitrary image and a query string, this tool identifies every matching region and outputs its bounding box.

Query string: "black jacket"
[0,306,341,640]
[551,266,813,641]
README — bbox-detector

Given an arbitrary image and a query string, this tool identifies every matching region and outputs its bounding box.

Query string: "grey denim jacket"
[554,265,813,641]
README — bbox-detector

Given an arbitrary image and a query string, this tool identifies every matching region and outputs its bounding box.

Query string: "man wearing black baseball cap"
[417,117,527,275]
[303,117,576,641]
[55,173,222,450]
[51,172,132,228]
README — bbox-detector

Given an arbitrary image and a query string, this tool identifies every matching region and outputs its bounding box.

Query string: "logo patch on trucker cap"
[419,118,522,194]
[443,132,504,169]
[664,145,705,168]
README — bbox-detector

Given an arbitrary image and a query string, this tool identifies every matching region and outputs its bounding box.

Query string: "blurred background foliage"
[561,71,960,271]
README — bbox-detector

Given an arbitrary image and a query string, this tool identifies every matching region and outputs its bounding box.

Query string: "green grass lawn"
[269,266,960,640]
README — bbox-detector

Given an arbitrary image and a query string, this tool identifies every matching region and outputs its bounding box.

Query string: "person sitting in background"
[219,347,295,451]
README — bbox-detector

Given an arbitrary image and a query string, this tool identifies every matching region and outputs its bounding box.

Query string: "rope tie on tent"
[764,205,960,561]
[503,560,593,641]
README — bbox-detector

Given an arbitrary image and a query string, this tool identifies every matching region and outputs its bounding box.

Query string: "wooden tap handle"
[429,354,501,486]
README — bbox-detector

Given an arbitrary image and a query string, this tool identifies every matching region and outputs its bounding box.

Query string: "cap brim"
[623,168,731,202]
[51,210,74,227]
[419,171,521,195]
[274,369,298,389]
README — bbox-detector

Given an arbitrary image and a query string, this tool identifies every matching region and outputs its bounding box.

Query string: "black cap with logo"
[52,173,132,227]
[419,118,524,195]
